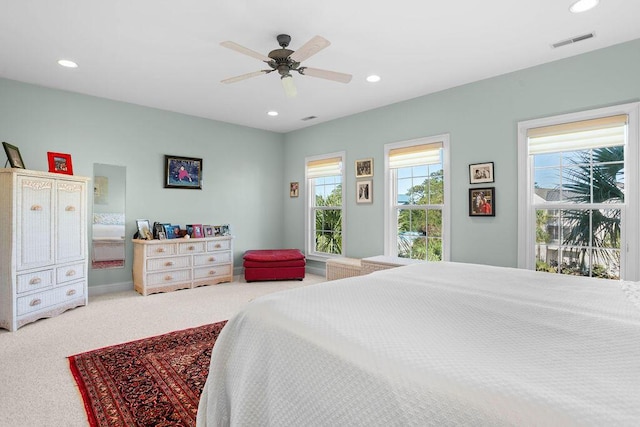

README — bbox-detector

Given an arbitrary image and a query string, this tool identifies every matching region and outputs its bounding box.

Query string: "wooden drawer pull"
[188,246,195,250]
[66,270,76,277]
[214,244,221,248]
[31,205,43,211]
[164,275,173,281]
[65,206,76,212]
[209,257,216,262]
[29,277,42,285]
[209,270,216,275]
[156,248,165,253]
[30,298,42,307]
[165,261,174,266]
[66,289,76,296]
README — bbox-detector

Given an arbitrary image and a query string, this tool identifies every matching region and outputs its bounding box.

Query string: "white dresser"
[132,236,234,296]
[0,168,89,331]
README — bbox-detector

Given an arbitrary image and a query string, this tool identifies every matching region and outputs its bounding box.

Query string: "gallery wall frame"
[469,187,495,217]
[356,180,373,204]
[355,158,373,178]
[469,162,494,184]
[164,155,203,189]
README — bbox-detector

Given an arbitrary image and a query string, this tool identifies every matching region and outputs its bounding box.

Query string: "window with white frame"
[518,103,639,280]
[305,152,345,259]
[384,135,450,261]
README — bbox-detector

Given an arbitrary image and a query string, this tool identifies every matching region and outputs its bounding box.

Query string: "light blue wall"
[283,38,640,270]
[0,79,285,287]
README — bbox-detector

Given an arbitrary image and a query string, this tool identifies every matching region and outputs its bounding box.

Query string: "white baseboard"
[88,281,134,297]
[306,265,325,277]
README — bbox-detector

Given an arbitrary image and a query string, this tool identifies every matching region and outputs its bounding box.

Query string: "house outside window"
[305,152,345,259]
[518,103,639,280]
[384,135,450,261]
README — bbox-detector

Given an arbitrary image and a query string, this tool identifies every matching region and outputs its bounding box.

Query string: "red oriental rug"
[68,321,227,427]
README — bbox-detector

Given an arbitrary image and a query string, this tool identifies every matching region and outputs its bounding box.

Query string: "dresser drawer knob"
[29,277,42,285]
[165,275,173,281]
[66,269,76,277]
[188,246,195,250]
[65,205,76,212]
[30,298,42,307]
[165,261,174,266]
[214,244,221,249]
[66,289,76,296]
[209,270,216,275]
[30,205,43,211]
[209,257,216,262]
[157,248,165,253]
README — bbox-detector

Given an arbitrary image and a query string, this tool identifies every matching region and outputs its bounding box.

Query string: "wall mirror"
[91,164,126,269]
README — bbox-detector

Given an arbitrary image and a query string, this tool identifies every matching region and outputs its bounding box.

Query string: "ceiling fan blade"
[289,35,330,63]
[299,67,352,83]
[221,70,270,84]
[220,41,271,62]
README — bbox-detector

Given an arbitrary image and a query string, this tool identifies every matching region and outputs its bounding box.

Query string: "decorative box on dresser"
[132,236,234,296]
[0,168,90,331]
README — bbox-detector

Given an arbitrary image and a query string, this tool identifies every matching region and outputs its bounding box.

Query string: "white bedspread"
[197,262,640,426]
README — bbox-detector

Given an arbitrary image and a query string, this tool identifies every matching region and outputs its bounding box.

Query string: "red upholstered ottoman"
[243,249,306,282]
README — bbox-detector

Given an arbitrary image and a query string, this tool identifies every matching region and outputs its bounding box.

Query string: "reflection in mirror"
[92,164,126,269]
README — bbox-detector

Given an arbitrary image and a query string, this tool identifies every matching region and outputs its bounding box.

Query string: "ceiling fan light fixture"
[569,0,599,13]
[281,74,297,98]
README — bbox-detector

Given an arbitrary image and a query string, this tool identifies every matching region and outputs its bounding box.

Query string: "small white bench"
[325,257,363,280]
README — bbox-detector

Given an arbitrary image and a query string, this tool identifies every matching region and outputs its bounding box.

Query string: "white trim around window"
[517,102,640,280]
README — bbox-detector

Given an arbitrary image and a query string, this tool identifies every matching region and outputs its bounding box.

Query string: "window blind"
[389,142,442,169]
[307,157,342,178]
[528,114,627,155]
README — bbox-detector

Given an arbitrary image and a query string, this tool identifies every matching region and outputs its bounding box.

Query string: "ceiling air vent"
[301,116,317,121]
[552,32,595,49]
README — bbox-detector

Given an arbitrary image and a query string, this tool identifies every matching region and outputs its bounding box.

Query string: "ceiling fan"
[220,34,352,98]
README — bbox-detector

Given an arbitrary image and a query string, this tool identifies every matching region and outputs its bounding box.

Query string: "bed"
[91,213,125,262]
[196,262,640,426]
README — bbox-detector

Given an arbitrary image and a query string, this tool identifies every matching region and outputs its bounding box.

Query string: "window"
[384,135,450,261]
[518,103,639,280]
[305,152,345,259]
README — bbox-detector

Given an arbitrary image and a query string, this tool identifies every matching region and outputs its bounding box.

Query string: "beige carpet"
[0,274,324,427]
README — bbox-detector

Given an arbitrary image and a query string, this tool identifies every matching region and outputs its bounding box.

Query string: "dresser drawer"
[207,239,231,252]
[16,281,85,316]
[194,264,232,280]
[147,255,191,272]
[56,263,85,285]
[146,243,177,257]
[146,269,191,286]
[178,241,206,254]
[194,251,231,266]
[17,269,54,293]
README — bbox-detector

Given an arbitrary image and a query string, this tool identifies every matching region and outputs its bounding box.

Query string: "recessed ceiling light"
[569,0,599,13]
[267,111,278,116]
[57,59,78,68]
[366,75,381,83]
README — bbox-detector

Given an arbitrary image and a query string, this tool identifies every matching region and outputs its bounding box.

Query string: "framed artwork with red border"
[47,152,73,175]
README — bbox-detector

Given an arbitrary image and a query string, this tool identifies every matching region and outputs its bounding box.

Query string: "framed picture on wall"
[290,182,299,197]
[355,158,373,178]
[469,162,494,184]
[469,187,495,217]
[164,155,203,189]
[47,152,74,175]
[356,180,373,204]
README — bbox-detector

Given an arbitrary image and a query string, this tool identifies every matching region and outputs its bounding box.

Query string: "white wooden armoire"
[0,168,90,331]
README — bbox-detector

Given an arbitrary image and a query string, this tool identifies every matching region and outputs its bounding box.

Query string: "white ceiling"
[2,1,639,133]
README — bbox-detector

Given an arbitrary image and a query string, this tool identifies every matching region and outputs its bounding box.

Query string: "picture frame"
[220,224,231,236]
[290,181,299,197]
[136,219,153,240]
[203,225,214,237]
[469,187,495,217]
[191,224,204,238]
[47,152,74,175]
[162,223,175,239]
[2,142,25,169]
[356,180,373,204]
[355,158,373,178]
[164,155,203,189]
[469,162,494,184]
[213,226,222,236]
